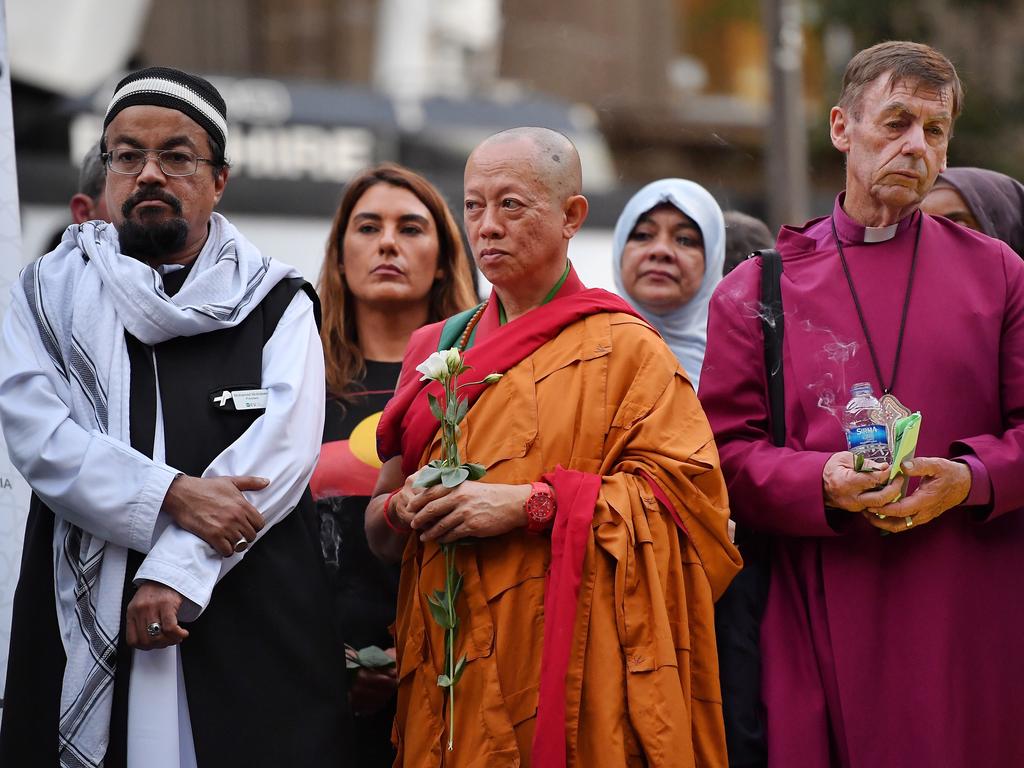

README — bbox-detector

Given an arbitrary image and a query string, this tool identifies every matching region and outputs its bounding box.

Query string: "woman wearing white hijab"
[612,178,725,389]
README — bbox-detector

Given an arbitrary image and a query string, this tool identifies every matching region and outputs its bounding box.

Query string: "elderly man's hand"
[406,480,532,544]
[381,472,426,533]
[862,457,971,533]
[823,451,902,512]
[126,580,189,650]
[162,474,268,557]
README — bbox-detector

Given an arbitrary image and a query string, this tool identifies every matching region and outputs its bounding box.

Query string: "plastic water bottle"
[842,382,891,463]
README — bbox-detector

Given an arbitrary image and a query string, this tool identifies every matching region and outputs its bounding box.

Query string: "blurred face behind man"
[830,73,952,226]
[69,145,111,224]
[70,187,110,225]
[463,135,587,315]
[921,183,982,231]
[103,104,227,266]
[70,192,110,225]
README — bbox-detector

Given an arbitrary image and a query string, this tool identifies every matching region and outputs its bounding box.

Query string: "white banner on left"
[0,0,29,718]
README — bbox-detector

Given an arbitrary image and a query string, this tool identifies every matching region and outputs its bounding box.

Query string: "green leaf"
[437,674,452,688]
[452,654,468,684]
[356,645,396,669]
[441,466,470,488]
[465,463,486,480]
[445,395,459,422]
[455,398,469,424]
[427,393,443,421]
[853,453,865,472]
[414,466,443,488]
[427,598,454,629]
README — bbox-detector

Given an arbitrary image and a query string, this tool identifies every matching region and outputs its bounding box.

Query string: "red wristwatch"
[524,481,557,533]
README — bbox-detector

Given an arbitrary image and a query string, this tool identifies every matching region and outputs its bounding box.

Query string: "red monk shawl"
[376,269,687,767]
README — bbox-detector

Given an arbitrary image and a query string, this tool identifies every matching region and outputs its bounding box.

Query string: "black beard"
[117,217,189,262]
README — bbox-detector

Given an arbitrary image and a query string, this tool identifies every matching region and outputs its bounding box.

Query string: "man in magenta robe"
[700,41,1024,767]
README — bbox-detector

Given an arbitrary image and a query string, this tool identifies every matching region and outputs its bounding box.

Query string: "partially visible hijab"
[938,167,1024,257]
[612,178,725,389]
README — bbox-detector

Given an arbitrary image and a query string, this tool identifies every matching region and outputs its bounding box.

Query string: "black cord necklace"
[830,215,922,396]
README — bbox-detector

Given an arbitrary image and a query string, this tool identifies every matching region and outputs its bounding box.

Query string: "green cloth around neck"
[496,260,571,325]
[438,260,571,353]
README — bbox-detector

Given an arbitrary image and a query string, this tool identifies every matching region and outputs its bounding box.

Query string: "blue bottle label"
[846,424,888,449]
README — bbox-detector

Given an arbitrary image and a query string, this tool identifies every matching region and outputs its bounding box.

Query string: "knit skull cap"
[103,66,228,155]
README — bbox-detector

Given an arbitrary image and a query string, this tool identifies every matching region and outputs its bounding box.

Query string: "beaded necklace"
[455,301,488,351]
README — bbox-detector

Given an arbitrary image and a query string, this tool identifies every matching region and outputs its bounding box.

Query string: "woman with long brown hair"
[312,163,477,764]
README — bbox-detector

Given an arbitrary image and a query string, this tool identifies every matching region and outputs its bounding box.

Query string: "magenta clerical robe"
[699,194,1024,768]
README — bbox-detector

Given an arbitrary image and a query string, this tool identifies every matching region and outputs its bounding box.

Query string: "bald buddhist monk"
[367,127,740,767]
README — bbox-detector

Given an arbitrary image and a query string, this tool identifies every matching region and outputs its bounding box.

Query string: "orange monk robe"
[392,312,741,767]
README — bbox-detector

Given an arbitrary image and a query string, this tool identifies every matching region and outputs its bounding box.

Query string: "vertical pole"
[763,0,810,230]
[372,0,431,100]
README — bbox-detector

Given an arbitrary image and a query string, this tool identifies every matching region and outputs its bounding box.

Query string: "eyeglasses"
[102,148,214,177]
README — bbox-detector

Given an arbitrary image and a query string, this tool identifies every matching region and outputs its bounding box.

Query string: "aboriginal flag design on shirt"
[311,360,401,499]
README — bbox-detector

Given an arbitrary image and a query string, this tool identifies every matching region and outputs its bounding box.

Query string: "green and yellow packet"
[888,412,922,500]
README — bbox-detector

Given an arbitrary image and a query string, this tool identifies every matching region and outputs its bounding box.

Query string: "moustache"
[122,188,183,218]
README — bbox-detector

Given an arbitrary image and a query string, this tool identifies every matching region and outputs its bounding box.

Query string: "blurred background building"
[9,0,1024,282]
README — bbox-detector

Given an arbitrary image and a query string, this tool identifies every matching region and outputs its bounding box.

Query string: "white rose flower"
[416,351,451,382]
[442,348,463,375]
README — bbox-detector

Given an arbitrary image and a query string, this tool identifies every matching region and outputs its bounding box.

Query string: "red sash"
[533,466,600,768]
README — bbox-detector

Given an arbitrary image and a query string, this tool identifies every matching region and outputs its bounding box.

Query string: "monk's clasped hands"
[403,477,531,544]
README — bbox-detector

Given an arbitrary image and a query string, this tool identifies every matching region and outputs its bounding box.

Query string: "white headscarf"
[612,178,725,389]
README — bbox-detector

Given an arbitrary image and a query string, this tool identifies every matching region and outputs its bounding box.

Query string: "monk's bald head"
[469,127,582,203]
[462,126,589,304]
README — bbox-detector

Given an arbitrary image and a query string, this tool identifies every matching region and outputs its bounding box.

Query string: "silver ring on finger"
[146,621,162,638]
[233,537,249,553]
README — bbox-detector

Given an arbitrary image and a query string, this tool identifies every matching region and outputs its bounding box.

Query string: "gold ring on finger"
[905,516,913,528]
[875,512,886,519]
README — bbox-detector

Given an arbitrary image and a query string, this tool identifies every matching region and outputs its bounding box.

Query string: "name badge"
[211,388,269,411]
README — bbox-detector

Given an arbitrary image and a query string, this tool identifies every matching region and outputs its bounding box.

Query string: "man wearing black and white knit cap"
[0,67,347,767]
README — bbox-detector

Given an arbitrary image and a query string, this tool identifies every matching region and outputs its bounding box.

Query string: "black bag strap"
[756,249,786,448]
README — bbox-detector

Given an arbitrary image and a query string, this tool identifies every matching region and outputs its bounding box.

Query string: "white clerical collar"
[863,223,899,243]
[832,193,917,244]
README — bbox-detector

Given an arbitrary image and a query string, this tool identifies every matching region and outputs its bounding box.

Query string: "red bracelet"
[382,489,410,534]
